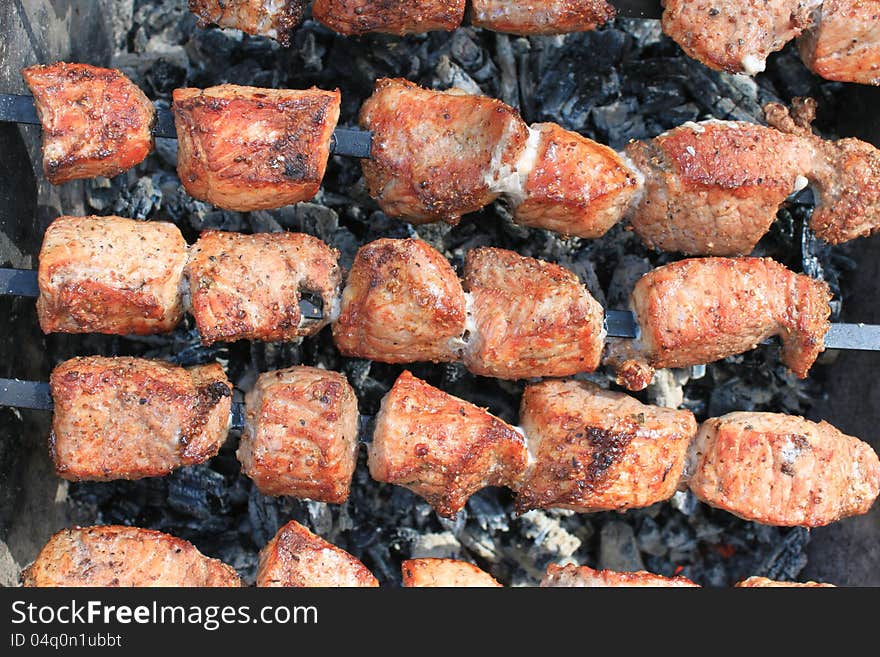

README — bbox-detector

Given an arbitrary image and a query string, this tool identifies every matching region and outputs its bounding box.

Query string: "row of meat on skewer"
[36,215,833,389]
[185,0,880,86]
[22,522,835,587]
[20,62,880,255]
[44,355,880,530]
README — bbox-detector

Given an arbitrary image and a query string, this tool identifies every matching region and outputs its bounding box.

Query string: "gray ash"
[64,1,850,586]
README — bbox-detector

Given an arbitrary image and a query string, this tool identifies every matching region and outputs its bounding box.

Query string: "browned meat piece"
[799,0,880,85]
[688,412,880,527]
[21,62,155,184]
[50,357,232,481]
[22,526,240,587]
[186,230,340,344]
[237,366,359,503]
[462,248,605,379]
[256,520,378,587]
[188,0,305,46]
[471,0,615,35]
[624,120,814,256]
[515,380,697,513]
[333,239,466,364]
[629,257,831,381]
[173,84,340,211]
[368,371,528,518]
[313,0,465,35]
[512,123,641,238]
[359,78,529,224]
[661,0,819,75]
[37,215,187,336]
[401,559,502,587]
[541,563,699,587]
[736,576,835,587]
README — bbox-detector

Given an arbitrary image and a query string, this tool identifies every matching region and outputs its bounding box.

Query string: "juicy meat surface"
[188,0,305,46]
[515,380,696,513]
[630,257,831,379]
[50,357,232,481]
[624,120,814,256]
[237,366,359,503]
[471,0,615,35]
[256,520,378,587]
[401,559,502,587]
[369,371,528,518]
[462,248,605,379]
[186,230,341,344]
[173,84,340,211]
[688,412,880,527]
[360,78,529,224]
[333,239,466,364]
[541,563,699,587]
[313,0,465,35]
[661,0,819,74]
[22,62,154,184]
[22,526,240,587]
[37,215,188,336]
[513,123,641,239]
[736,576,834,587]
[799,0,880,85]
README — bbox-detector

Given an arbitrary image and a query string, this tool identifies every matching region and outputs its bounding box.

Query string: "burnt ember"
[59,1,853,586]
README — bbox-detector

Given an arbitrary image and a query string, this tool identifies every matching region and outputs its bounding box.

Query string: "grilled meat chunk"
[799,0,880,85]
[187,0,305,46]
[661,0,819,75]
[462,248,605,379]
[515,380,697,513]
[22,526,240,587]
[333,239,466,363]
[736,576,835,587]
[401,559,502,587]
[186,230,340,344]
[513,123,641,238]
[256,520,378,587]
[313,0,465,35]
[541,563,699,587]
[237,367,359,503]
[50,357,231,481]
[22,62,154,184]
[369,371,528,518]
[173,84,340,211]
[687,412,880,527]
[624,120,814,256]
[37,215,187,336]
[629,257,831,381]
[360,78,529,224]
[471,0,615,35]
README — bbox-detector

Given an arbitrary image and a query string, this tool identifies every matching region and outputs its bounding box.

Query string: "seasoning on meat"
[50,357,231,481]
[173,84,340,211]
[37,215,187,336]
[471,0,615,35]
[401,558,502,587]
[22,62,155,184]
[237,366,359,503]
[541,563,699,587]
[313,0,466,36]
[799,0,880,85]
[187,0,305,46]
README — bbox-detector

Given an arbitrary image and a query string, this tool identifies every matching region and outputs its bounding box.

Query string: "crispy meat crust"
[37,215,187,336]
[462,247,605,379]
[359,78,528,224]
[541,563,699,587]
[22,62,154,184]
[313,0,465,35]
[186,230,340,344]
[256,520,378,587]
[798,0,880,85]
[368,371,528,518]
[237,367,359,503]
[471,0,615,35]
[173,84,340,211]
[332,239,466,363]
[22,526,240,587]
[188,0,305,46]
[401,558,502,587]
[688,412,880,527]
[49,357,231,481]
